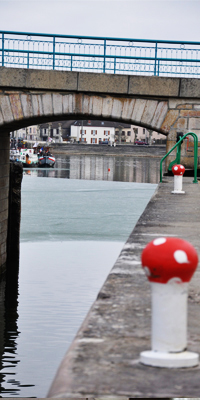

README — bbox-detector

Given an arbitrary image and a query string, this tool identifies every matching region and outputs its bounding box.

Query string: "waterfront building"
[39,122,63,143]
[11,120,166,145]
[70,120,116,144]
[10,125,39,142]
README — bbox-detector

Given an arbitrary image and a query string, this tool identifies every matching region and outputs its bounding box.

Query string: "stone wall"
[165,99,200,170]
[0,133,10,276]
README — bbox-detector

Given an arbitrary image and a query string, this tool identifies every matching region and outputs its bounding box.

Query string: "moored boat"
[10,149,21,161]
[38,148,55,168]
[18,149,39,167]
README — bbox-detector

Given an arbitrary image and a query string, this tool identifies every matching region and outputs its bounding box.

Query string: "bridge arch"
[0,91,169,135]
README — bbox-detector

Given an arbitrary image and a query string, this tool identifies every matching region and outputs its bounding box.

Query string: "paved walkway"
[48,177,200,398]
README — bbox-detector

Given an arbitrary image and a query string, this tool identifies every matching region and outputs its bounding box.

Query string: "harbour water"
[0,154,158,397]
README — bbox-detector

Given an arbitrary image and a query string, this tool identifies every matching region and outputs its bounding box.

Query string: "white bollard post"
[140,237,199,368]
[171,164,185,194]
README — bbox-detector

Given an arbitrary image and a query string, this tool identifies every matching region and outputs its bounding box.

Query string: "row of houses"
[10,120,166,144]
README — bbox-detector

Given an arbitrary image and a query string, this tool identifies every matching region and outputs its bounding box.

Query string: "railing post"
[53,36,55,70]
[27,52,29,69]
[154,42,157,76]
[157,59,160,76]
[71,55,73,71]
[103,39,106,73]
[192,133,198,183]
[2,33,4,67]
[114,57,116,74]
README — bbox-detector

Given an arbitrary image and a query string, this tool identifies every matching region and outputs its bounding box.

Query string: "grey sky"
[0,0,200,42]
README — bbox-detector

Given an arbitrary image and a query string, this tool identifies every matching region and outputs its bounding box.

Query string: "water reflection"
[23,154,160,183]
[0,276,21,396]
[0,279,6,395]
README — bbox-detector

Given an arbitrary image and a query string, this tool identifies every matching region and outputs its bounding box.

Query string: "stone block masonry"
[166,99,200,170]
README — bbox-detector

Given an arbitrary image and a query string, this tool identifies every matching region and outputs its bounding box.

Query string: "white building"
[71,121,115,144]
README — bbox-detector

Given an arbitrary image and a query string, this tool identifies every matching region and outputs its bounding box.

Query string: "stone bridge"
[1,66,200,275]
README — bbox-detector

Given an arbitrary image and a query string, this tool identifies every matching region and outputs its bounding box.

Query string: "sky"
[0,0,200,42]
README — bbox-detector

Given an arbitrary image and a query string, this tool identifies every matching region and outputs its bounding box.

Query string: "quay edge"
[50,143,166,157]
[48,176,200,398]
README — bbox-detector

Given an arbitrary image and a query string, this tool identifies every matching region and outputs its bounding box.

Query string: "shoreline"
[51,143,166,158]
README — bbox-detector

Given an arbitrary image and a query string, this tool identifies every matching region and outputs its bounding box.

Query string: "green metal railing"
[160,132,198,184]
[1,31,200,76]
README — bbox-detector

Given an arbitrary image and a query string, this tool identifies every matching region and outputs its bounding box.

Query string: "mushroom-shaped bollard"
[140,237,199,368]
[171,164,185,194]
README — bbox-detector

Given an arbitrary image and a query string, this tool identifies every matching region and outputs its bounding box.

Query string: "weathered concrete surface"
[48,177,200,398]
[0,67,199,99]
[129,75,180,97]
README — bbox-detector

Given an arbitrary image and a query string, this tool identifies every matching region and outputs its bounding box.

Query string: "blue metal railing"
[1,31,200,77]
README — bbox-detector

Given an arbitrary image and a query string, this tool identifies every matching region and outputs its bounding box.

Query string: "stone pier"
[0,133,10,277]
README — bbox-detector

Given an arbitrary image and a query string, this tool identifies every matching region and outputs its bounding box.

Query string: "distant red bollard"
[171,164,185,194]
[140,237,199,368]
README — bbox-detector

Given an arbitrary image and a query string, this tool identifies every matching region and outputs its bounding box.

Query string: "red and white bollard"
[171,164,185,194]
[140,237,199,368]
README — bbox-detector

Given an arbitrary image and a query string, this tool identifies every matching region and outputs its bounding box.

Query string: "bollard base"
[140,350,199,368]
[171,190,185,194]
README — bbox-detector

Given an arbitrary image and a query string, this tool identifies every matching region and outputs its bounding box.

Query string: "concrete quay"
[51,143,166,157]
[48,176,200,398]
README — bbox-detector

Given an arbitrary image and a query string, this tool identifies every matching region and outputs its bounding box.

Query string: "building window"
[91,130,97,135]
[52,128,59,136]
[80,130,86,135]
[143,128,145,135]
[127,131,131,136]
[104,130,110,136]
[122,131,125,136]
